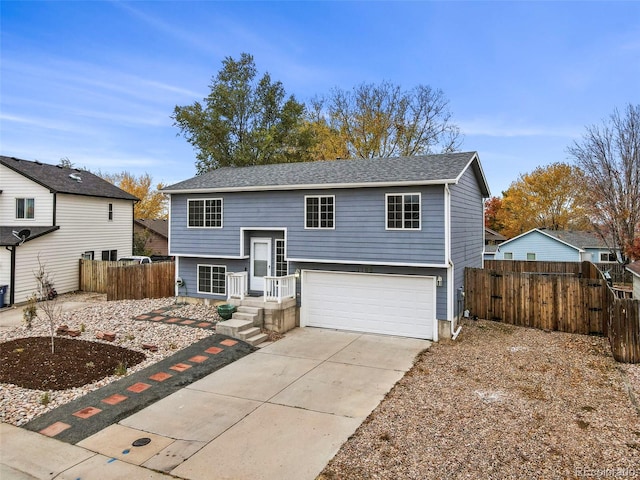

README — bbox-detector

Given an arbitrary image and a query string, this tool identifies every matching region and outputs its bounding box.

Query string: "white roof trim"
[162,179,458,194]
[453,152,491,197]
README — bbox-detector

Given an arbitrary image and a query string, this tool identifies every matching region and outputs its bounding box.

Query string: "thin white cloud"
[459,118,582,138]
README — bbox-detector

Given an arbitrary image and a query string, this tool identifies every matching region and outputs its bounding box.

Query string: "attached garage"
[301,270,437,340]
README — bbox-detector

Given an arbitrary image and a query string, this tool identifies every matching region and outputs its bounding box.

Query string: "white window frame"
[599,252,616,262]
[385,193,421,230]
[503,252,513,260]
[188,198,223,228]
[16,198,35,220]
[197,264,227,295]
[304,195,335,229]
[526,252,536,261]
[275,239,288,276]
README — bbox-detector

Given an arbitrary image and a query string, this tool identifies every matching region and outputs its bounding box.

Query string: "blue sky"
[1,1,639,195]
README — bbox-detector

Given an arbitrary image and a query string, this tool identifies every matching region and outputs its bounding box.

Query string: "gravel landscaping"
[0,293,220,426]
[320,319,640,479]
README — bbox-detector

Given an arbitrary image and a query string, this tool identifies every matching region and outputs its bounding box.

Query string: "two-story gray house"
[163,152,490,341]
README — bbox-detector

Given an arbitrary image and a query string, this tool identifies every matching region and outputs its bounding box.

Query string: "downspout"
[445,184,462,340]
[5,246,16,306]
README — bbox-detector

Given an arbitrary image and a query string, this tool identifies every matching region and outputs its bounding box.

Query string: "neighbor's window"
[188,199,222,228]
[82,251,94,260]
[600,252,616,262]
[101,250,117,261]
[198,264,226,295]
[108,203,113,221]
[527,253,536,260]
[16,198,35,220]
[503,252,513,260]
[305,195,334,229]
[386,193,420,229]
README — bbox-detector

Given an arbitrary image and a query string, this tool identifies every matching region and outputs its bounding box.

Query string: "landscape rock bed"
[320,320,640,479]
[0,294,219,426]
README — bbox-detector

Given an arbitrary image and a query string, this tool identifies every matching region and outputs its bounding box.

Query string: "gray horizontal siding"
[450,167,485,316]
[170,186,446,265]
[178,257,247,300]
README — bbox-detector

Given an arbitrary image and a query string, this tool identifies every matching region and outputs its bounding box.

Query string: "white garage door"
[301,270,437,340]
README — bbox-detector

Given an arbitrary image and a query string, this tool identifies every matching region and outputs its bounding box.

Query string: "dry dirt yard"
[320,319,640,480]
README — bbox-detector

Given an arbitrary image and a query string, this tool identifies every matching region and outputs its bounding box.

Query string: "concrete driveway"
[2,327,430,480]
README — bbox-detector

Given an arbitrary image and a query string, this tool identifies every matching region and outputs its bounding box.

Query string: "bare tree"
[314,81,461,159]
[568,103,640,262]
[34,255,61,353]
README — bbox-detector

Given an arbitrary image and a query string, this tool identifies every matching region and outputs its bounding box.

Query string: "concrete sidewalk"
[1,328,430,480]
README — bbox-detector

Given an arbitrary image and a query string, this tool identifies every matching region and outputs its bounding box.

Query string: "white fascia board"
[171,253,249,260]
[288,257,448,268]
[453,153,491,198]
[162,179,458,195]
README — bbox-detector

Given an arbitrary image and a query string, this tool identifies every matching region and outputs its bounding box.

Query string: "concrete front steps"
[216,305,268,346]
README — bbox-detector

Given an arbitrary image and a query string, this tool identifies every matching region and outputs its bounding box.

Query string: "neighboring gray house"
[163,152,490,341]
[627,262,640,299]
[483,227,507,260]
[494,228,621,263]
[0,156,137,306]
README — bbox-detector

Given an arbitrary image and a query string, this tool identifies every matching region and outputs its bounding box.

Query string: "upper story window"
[305,195,334,229]
[386,193,420,230]
[527,252,536,260]
[108,203,113,221]
[503,252,513,260]
[16,198,35,220]
[600,252,617,262]
[188,199,223,228]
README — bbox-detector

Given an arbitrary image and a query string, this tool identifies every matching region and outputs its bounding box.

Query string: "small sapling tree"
[33,255,61,353]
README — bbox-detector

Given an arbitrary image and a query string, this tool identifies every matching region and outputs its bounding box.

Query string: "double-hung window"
[188,199,223,228]
[197,265,226,295]
[386,193,420,230]
[16,198,35,220]
[305,195,334,229]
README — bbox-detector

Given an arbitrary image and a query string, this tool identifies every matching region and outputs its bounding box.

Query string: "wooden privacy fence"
[79,259,175,301]
[465,260,640,363]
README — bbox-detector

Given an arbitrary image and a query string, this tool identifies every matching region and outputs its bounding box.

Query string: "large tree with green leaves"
[173,53,315,173]
[568,103,640,262]
[310,81,461,159]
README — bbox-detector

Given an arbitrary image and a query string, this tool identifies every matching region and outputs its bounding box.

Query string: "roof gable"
[163,152,490,196]
[135,219,168,238]
[497,229,584,252]
[0,156,138,201]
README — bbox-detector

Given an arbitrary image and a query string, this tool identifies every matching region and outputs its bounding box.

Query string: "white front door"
[250,238,271,291]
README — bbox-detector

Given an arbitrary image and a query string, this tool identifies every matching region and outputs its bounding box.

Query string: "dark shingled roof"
[135,218,168,239]
[541,229,613,249]
[0,226,60,246]
[627,261,640,277]
[0,156,138,201]
[163,152,489,196]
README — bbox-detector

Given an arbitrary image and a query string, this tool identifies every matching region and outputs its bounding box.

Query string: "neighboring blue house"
[494,228,620,263]
[163,152,490,341]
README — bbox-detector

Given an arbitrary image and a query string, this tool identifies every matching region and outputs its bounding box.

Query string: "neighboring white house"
[0,156,137,306]
[493,228,621,263]
[627,262,640,299]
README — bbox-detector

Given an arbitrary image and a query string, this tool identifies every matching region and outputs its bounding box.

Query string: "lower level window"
[527,253,536,260]
[198,265,226,295]
[102,250,117,261]
[503,252,513,260]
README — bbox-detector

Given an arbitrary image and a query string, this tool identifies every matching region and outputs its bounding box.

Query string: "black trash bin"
[0,285,8,308]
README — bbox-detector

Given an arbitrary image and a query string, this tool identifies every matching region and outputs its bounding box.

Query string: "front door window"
[250,238,271,291]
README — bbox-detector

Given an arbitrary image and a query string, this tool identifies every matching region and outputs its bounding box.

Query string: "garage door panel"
[301,270,436,340]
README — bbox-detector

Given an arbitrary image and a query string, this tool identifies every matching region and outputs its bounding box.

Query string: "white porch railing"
[264,274,296,303]
[227,272,248,300]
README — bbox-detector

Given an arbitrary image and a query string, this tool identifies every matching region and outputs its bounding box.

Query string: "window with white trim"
[198,264,226,295]
[16,198,35,220]
[503,252,513,260]
[188,199,223,228]
[305,195,334,229]
[527,253,536,260]
[275,239,287,276]
[600,252,616,262]
[108,203,113,221]
[386,193,420,229]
